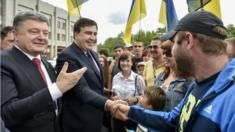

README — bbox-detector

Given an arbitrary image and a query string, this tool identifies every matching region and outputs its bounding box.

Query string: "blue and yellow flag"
[187,0,221,19]
[187,0,211,12]
[203,0,221,18]
[123,0,147,44]
[159,0,178,31]
[67,0,88,17]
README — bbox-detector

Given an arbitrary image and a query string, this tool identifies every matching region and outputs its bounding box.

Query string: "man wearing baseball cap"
[111,11,235,132]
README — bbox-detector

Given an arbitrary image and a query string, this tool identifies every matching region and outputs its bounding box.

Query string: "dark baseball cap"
[163,11,228,41]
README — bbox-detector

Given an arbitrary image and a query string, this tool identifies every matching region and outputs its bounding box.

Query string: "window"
[57,33,60,41]
[62,23,66,30]
[70,36,73,42]
[71,25,74,30]
[48,32,52,39]
[61,34,66,41]
[57,21,60,29]
[48,18,52,27]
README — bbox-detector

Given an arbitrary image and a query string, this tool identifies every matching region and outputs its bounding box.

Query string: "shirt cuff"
[48,83,63,101]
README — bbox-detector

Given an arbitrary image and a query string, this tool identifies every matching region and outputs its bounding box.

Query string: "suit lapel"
[41,58,56,82]
[11,47,47,90]
[89,51,104,80]
[70,43,103,82]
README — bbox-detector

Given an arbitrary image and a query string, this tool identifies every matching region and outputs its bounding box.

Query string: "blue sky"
[42,0,235,43]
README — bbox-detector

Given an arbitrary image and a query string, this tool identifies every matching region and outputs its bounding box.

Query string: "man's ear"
[185,32,195,50]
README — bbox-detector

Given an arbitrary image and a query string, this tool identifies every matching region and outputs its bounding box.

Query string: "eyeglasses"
[163,49,172,57]
[148,45,158,49]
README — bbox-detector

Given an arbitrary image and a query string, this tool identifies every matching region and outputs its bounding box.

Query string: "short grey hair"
[13,11,48,31]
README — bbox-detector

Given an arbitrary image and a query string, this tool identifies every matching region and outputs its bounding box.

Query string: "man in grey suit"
[56,17,125,132]
[1,12,87,132]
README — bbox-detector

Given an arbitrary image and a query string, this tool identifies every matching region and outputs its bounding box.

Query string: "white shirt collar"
[14,44,41,61]
[118,71,136,81]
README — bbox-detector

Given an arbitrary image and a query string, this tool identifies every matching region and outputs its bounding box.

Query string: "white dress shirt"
[14,45,62,101]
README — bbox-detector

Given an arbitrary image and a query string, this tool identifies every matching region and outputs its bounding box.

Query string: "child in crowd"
[136,61,145,77]
[136,86,166,132]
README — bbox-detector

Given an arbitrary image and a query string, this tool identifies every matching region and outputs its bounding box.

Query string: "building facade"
[0,0,78,59]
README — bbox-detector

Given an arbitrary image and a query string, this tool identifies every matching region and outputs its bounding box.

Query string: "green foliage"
[97,25,235,56]
[97,33,125,56]
[98,27,166,56]
[227,24,235,38]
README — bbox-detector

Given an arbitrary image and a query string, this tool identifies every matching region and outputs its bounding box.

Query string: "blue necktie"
[86,52,100,74]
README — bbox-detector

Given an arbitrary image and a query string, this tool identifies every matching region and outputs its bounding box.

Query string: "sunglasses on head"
[163,49,172,57]
[148,45,158,49]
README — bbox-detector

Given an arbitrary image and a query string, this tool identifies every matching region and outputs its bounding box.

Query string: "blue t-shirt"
[178,72,220,132]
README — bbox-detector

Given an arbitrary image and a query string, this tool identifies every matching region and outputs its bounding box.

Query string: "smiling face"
[150,40,163,61]
[120,56,132,72]
[162,52,175,68]
[74,26,97,51]
[161,41,175,68]
[14,20,48,56]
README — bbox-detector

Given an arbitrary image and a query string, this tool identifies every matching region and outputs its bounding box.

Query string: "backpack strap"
[134,75,139,96]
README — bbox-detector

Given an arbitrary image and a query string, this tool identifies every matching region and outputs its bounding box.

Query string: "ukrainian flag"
[159,0,178,31]
[203,0,221,18]
[187,0,221,19]
[67,0,88,17]
[187,0,211,12]
[123,0,147,44]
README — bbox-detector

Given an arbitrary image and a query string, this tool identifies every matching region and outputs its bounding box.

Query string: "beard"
[174,51,194,77]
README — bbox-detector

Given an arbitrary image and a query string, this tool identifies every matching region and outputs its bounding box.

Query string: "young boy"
[136,86,166,132]
[136,61,145,77]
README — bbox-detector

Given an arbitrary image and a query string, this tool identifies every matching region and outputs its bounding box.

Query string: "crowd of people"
[1,10,235,132]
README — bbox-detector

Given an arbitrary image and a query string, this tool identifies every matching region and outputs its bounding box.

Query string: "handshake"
[105,99,131,121]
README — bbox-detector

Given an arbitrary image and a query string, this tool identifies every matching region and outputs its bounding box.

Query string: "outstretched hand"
[111,103,130,121]
[56,62,87,93]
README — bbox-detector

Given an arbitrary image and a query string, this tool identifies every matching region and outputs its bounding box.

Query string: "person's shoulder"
[90,50,98,54]
[0,49,12,61]
[145,59,153,66]
[60,43,75,53]
[136,74,145,83]
[58,43,80,57]
[113,72,122,79]
[0,50,8,57]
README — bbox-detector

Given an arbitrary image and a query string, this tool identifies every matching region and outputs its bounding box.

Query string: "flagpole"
[138,0,142,40]
[138,13,141,40]
[200,0,204,11]
[78,7,82,18]
[74,0,82,18]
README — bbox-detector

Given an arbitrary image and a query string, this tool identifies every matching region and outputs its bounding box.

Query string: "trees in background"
[98,25,235,56]
[227,24,235,38]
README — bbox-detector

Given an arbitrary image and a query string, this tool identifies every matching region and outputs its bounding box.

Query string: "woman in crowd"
[99,55,112,132]
[154,40,193,111]
[111,51,146,132]
[99,55,110,97]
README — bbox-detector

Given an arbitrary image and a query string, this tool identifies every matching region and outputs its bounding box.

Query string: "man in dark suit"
[1,12,87,132]
[56,18,124,132]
